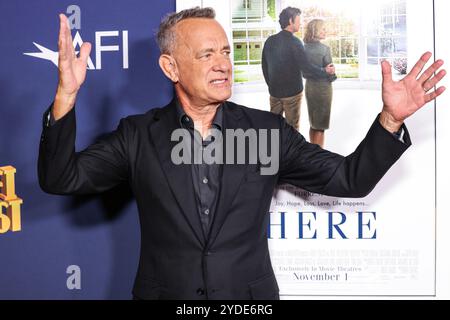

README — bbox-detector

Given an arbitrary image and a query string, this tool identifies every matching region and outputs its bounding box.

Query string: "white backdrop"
[434,0,450,300]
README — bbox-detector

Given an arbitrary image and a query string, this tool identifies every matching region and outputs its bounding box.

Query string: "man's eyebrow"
[198,45,231,55]
[198,48,215,55]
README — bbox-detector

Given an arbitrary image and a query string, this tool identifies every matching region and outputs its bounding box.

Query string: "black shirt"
[262,30,328,98]
[176,100,223,237]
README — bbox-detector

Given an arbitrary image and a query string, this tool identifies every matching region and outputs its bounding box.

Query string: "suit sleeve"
[323,46,333,66]
[278,115,411,197]
[38,106,130,195]
[262,44,270,87]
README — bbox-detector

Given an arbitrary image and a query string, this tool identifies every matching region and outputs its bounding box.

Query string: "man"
[38,7,446,300]
[262,7,335,130]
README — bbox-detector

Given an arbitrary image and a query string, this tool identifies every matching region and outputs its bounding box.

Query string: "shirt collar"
[175,99,223,131]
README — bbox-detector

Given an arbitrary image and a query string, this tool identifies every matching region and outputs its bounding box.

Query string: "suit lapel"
[207,102,250,247]
[148,100,205,246]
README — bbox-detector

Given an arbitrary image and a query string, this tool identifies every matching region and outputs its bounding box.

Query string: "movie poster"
[187,0,436,296]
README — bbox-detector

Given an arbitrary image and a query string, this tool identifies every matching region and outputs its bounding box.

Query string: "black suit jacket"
[38,99,410,299]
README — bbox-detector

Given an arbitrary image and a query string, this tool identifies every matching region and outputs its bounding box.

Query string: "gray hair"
[157,7,216,54]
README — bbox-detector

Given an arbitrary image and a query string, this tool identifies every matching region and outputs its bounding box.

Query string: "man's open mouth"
[210,78,228,84]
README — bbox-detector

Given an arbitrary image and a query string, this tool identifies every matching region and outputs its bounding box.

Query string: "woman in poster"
[303,19,337,148]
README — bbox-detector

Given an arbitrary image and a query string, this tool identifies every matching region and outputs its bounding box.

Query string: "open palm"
[57,14,91,96]
[52,14,91,120]
[382,52,446,123]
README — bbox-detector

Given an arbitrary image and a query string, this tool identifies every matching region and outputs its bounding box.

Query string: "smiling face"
[171,18,232,108]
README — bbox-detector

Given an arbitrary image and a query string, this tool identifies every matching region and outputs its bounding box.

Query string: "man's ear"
[158,54,179,83]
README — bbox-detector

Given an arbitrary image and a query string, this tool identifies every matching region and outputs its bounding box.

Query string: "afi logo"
[24,5,129,70]
[0,166,23,234]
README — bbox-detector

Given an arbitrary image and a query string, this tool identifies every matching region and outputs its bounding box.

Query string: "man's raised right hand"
[52,14,91,121]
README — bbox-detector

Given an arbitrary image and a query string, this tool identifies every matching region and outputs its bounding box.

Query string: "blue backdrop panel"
[0,0,175,299]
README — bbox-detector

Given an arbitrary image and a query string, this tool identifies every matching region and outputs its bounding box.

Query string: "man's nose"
[212,54,231,72]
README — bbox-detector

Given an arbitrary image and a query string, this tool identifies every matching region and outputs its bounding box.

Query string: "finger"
[425,86,446,103]
[410,51,432,78]
[78,42,92,64]
[58,14,70,68]
[65,17,76,60]
[381,60,393,85]
[58,14,66,55]
[418,59,444,84]
[423,69,447,91]
[59,14,75,60]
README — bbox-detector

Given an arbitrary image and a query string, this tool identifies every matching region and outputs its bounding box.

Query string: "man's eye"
[223,51,231,56]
